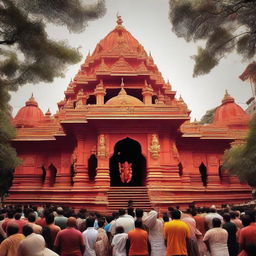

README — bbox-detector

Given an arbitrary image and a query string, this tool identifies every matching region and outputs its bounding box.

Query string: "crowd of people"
[0,203,256,256]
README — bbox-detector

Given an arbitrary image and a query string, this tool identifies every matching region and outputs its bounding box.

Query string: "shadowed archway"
[110,137,146,186]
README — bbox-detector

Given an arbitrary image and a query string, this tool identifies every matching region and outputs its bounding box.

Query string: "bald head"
[67,217,77,228]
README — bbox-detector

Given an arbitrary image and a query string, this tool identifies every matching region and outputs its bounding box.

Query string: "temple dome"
[91,16,147,59]
[213,91,250,125]
[13,95,44,127]
[105,86,144,106]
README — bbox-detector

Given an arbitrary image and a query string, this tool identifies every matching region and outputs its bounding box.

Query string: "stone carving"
[149,134,160,159]
[119,161,132,183]
[97,134,106,157]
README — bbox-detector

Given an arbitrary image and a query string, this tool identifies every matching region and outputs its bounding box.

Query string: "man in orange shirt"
[127,220,150,256]
[164,210,190,256]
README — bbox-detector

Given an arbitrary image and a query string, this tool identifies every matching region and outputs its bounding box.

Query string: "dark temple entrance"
[110,137,146,186]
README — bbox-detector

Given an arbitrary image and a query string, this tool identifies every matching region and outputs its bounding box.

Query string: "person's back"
[18,225,58,256]
[205,207,223,229]
[46,213,61,247]
[82,217,98,256]
[164,210,190,256]
[54,207,68,230]
[128,220,149,256]
[112,226,128,256]
[54,217,84,256]
[0,223,25,256]
[115,209,134,234]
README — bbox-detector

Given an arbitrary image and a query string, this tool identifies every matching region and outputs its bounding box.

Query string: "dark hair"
[127,207,134,218]
[135,208,143,218]
[135,220,142,228]
[98,218,105,228]
[46,213,55,224]
[86,217,95,228]
[241,215,252,227]
[105,215,114,224]
[7,223,19,236]
[118,209,125,216]
[14,213,22,220]
[212,218,221,228]
[28,213,36,222]
[56,207,64,215]
[23,225,33,236]
[163,213,169,222]
[115,226,124,234]
[168,207,174,212]
[223,213,231,222]
[171,210,181,220]
[229,211,236,219]
[210,208,217,213]
[7,209,14,219]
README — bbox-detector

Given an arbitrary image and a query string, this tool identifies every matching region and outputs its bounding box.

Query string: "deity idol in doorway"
[118,161,132,183]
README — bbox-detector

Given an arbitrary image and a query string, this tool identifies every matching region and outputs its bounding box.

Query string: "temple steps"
[107,186,152,212]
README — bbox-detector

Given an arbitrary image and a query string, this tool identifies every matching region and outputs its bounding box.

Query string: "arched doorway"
[109,137,146,186]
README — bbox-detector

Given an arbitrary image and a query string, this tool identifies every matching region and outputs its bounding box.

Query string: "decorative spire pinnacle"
[222,90,234,104]
[45,108,51,116]
[116,14,123,26]
[26,93,38,107]
[118,78,127,96]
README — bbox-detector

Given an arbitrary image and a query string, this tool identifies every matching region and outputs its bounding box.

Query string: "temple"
[9,17,251,212]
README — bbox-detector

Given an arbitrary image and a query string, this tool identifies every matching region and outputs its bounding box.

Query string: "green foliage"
[0,0,106,201]
[0,0,106,90]
[223,114,256,187]
[169,0,256,76]
[200,107,217,124]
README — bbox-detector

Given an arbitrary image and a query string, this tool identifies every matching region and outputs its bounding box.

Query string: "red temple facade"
[9,18,251,212]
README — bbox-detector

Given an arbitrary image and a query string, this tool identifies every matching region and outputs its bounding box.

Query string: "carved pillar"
[95,134,110,188]
[94,80,106,105]
[73,134,89,186]
[142,81,153,105]
[206,154,222,188]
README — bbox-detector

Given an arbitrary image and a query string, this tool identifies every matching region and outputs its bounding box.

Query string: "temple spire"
[119,78,127,96]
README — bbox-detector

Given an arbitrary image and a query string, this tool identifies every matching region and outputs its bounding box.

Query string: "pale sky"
[10,0,252,120]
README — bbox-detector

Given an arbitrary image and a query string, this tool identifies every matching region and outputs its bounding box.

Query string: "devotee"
[164,210,190,256]
[54,217,85,256]
[127,220,150,256]
[82,217,98,256]
[203,217,229,256]
[110,209,134,235]
[1,209,14,233]
[27,212,42,234]
[143,210,166,256]
[13,213,26,233]
[205,206,223,229]
[0,222,25,256]
[181,209,200,256]
[222,213,238,256]
[230,211,243,230]
[45,213,61,249]
[238,212,256,254]
[95,218,109,256]
[111,226,128,256]
[54,207,68,230]
[18,225,58,256]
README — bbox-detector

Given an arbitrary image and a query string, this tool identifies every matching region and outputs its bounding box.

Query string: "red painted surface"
[8,18,252,212]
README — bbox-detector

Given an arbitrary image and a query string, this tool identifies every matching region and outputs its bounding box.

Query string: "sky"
[9,0,252,120]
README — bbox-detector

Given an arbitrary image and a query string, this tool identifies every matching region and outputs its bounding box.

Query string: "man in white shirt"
[110,209,134,235]
[82,217,98,256]
[205,206,223,229]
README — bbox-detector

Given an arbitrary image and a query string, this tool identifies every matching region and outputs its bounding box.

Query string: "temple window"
[88,154,98,182]
[178,162,183,176]
[199,162,208,187]
[87,95,96,104]
[152,95,158,104]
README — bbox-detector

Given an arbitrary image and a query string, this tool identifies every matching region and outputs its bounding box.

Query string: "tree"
[169,0,256,77]
[200,107,217,124]
[0,0,106,202]
[223,114,256,187]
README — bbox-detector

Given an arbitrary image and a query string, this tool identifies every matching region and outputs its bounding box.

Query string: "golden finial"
[116,13,123,25]
[119,78,127,96]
